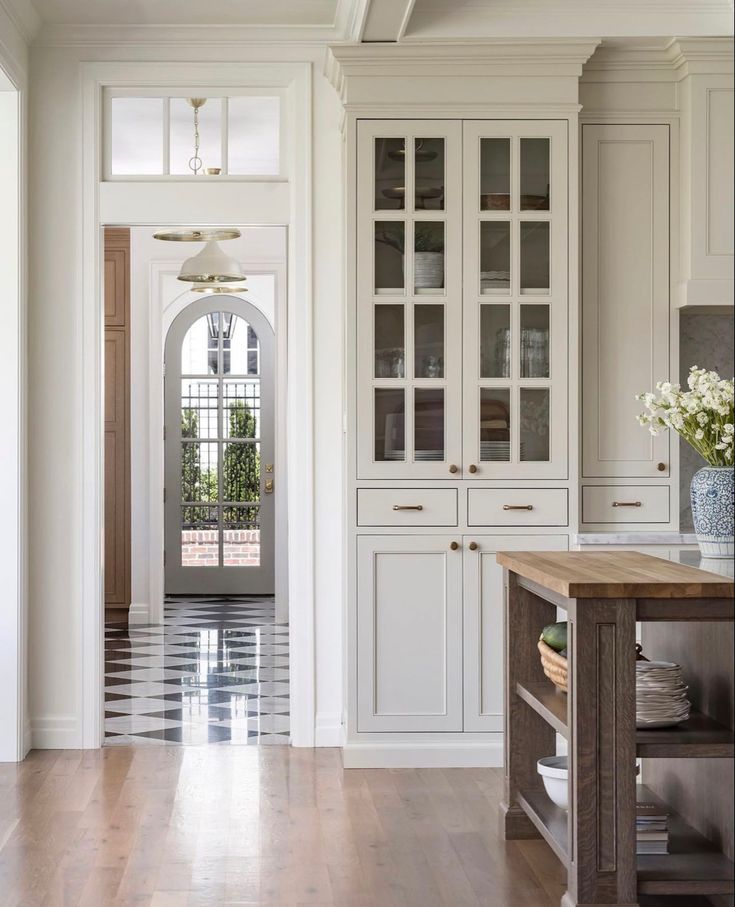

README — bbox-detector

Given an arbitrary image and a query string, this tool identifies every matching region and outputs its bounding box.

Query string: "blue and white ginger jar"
[690,466,735,558]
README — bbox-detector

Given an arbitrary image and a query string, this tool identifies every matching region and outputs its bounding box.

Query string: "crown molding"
[326,39,600,109]
[581,36,733,82]
[670,36,734,76]
[0,0,40,43]
[326,37,601,86]
[33,22,345,47]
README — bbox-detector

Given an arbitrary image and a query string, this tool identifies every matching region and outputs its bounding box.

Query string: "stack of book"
[636,801,669,854]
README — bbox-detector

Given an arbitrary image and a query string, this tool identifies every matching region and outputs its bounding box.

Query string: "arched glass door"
[164,297,275,594]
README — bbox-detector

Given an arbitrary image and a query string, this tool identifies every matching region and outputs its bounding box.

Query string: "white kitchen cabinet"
[463,121,568,480]
[581,124,670,479]
[463,534,568,732]
[357,121,464,480]
[356,534,463,732]
[679,71,734,307]
[357,119,569,481]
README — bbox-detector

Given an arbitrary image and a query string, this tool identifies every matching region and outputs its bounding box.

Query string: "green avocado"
[541,621,567,653]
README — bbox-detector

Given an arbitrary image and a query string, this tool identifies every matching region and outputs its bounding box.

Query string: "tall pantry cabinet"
[335,45,584,765]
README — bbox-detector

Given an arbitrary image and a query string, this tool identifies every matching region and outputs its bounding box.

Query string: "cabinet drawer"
[357,488,458,527]
[467,488,568,527]
[582,485,670,523]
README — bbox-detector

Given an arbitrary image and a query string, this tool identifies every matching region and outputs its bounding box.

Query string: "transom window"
[105,89,283,178]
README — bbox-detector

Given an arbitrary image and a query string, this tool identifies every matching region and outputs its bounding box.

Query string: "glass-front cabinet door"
[357,120,463,479]
[462,120,568,479]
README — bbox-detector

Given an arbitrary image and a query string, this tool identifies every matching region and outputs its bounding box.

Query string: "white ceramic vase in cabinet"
[581,124,670,480]
[356,534,464,732]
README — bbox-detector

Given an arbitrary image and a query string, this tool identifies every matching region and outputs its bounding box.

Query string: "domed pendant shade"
[177,240,246,283]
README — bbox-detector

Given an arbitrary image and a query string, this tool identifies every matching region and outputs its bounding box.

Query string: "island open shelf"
[498,550,735,907]
[516,679,735,757]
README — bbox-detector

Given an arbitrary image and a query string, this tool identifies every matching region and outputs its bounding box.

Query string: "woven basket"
[538,638,568,693]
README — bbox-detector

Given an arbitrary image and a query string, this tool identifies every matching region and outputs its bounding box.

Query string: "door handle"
[264,479,274,494]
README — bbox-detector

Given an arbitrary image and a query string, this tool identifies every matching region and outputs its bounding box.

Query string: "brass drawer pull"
[448,464,459,474]
[393,505,423,511]
[503,504,534,511]
[469,541,479,551]
[450,541,460,551]
[612,501,642,508]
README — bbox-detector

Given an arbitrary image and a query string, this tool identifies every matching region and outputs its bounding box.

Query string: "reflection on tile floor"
[104,596,289,745]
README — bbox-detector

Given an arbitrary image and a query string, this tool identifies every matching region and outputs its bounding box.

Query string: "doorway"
[102,226,290,746]
[164,297,276,595]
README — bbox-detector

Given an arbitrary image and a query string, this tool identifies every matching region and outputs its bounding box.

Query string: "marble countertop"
[575,532,698,545]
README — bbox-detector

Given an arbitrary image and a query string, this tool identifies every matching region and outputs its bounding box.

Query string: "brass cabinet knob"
[449,541,460,551]
[448,464,459,474]
[469,541,479,551]
[468,464,478,474]
[657,462,666,472]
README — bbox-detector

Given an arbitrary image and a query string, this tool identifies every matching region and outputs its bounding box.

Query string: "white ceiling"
[404,0,734,39]
[29,0,338,27]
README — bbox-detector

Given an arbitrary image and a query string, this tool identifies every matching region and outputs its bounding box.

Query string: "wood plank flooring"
[0,747,566,907]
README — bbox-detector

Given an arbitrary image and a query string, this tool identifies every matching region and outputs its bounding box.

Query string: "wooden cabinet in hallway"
[104,227,131,611]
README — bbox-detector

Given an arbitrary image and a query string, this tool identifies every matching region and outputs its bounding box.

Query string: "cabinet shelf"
[517,785,734,897]
[516,679,734,757]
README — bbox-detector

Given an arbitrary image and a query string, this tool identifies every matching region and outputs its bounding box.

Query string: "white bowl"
[537,757,640,810]
[537,756,569,809]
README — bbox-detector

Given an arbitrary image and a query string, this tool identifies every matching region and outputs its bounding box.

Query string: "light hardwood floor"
[0,746,566,907]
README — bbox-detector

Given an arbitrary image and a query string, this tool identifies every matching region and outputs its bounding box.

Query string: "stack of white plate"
[480,441,526,461]
[636,661,691,728]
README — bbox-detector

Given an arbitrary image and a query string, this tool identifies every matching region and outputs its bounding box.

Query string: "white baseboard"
[315,713,345,747]
[343,736,504,768]
[31,716,80,749]
[128,602,150,625]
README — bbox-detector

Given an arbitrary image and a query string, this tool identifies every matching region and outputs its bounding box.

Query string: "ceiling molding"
[0,0,41,42]
[581,36,734,81]
[33,22,348,47]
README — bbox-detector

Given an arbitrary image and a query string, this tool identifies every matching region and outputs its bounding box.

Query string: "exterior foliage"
[180,401,260,528]
[636,366,734,467]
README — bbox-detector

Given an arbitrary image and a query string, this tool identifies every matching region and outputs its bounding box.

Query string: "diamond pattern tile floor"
[104,595,289,746]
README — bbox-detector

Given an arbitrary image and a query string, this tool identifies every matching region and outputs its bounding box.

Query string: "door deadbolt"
[264,479,274,494]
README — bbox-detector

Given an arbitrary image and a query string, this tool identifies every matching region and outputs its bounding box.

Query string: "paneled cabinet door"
[357,535,463,732]
[582,125,670,478]
[463,534,568,732]
[462,121,568,480]
[357,120,463,479]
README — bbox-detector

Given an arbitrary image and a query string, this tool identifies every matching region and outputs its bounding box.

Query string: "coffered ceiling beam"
[361,0,416,42]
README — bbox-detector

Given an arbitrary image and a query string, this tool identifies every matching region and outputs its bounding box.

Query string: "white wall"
[0,6,28,761]
[28,43,345,747]
[127,226,287,623]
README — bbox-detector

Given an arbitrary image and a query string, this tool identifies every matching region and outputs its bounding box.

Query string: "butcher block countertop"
[496,550,735,599]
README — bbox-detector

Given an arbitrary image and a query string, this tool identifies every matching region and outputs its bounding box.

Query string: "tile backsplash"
[679,312,735,531]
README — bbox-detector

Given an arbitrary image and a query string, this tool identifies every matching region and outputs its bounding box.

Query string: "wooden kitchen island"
[497,550,734,907]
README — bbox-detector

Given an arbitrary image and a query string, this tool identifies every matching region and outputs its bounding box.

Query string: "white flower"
[695,429,705,441]
[696,412,709,425]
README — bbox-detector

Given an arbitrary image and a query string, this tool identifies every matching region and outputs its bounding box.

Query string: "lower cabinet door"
[462,534,568,732]
[357,535,464,732]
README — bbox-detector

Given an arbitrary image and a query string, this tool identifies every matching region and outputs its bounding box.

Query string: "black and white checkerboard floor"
[104,596,289,745]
